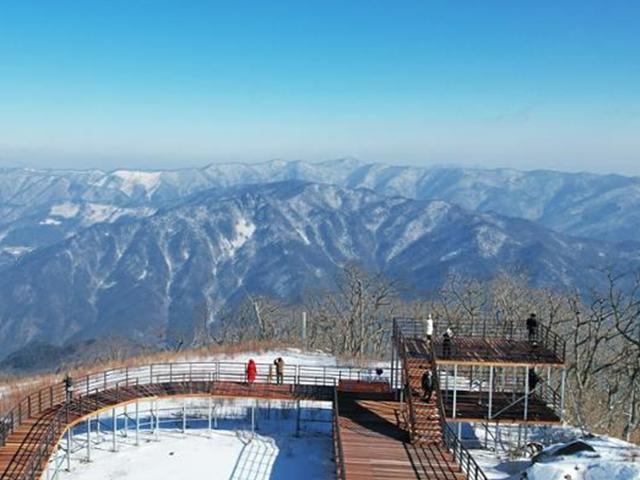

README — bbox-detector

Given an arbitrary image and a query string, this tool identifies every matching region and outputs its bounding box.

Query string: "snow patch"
[476,225,507,258]
[39,218,62,226]
[50,202,80,218]
[112,170,162,197]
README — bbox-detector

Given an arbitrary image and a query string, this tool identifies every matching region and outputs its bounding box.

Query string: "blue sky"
[0,1,638,174]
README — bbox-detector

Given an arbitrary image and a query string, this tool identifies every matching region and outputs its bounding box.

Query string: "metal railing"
[394,315,566,364]
[332,383,347,480]
[429,342,489,480]
[393,321,419,442]
[0,359,377,480]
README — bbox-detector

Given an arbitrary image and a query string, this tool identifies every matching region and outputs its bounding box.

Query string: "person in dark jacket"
[526,313,538,344]
[442,328,453,359]
[421,370,434,402]
[63,374,74,403]
[528,368,540,392]
[274,357,285,384]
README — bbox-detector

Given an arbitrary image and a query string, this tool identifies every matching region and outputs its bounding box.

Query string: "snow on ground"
[462,423,640,480]
[53,397,334,480]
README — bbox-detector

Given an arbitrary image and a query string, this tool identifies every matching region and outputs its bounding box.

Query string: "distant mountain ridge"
[1,159,638,270]
[0,180,638,359]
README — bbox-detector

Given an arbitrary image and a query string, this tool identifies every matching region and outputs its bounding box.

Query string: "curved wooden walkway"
[0,360,479,480]
[0,380,331,480]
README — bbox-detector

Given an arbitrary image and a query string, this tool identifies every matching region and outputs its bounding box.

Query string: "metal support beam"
[182,399,187,434]
[66,429,71,471]
[124,405,128,438]
[112,408,117,452]
[208,397,213,436]
[453,365,458,419]
[295,400,301,437]
[86,419,91,462]
[524,366,530,422]
[135,400,140,446]
[251,402,256,434]
[560,368,566,422]
[488,366,494,419]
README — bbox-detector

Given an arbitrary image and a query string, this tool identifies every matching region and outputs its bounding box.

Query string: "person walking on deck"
[274,357,285,384]
[421,370,434,402]
[425,314,434,343]
[246,359,257,385]
[526,313,539,345]
[442,328,453,358]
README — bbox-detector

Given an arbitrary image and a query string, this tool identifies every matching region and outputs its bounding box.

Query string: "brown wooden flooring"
[0,381,331,480]
[337,396,465,480]
[406,337,563,366]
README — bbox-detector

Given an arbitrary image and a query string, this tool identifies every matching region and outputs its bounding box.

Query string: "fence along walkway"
[0,361,369,480]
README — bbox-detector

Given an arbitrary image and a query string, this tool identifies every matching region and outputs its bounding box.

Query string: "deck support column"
[135,400,140,446]
[452,365,458,420]
[560,368,566,422]
[488,366,494,419]
[124,405,128,438]
[524,366,530,422]
[86,418,91,462]
[66,429,71,471]
[112,408,117,452]
[251,401,256,434]
[295,400,301,437]
[182,399,187,434]
[208,397,213,436]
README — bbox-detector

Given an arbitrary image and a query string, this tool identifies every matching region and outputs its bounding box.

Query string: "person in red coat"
[246,359,257,385]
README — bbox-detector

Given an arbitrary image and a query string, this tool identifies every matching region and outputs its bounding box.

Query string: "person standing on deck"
[421,369,434,402]
[442,328,453,359]
[63,373,74,402]
[528,368,540,393]
[526,313,539,345]
[275,357,285,384]
[246,359,257,385]
[425,314,434,344]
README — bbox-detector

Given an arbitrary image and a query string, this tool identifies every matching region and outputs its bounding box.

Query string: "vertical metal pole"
[182,399,186,434]
[560,368,566,422]
[251,402,256,433]
[214,400,218,429]
[208,397,213,435]
[295,399,301,437]
[135,400,140,446]
[112,408,117,452]
[488,366,494,419]
[124,405,128,438]
[524,366,530,422]
[66,429,71,471]
[453,365,458,419]
[154,401,159,441]
[86,419,91,462]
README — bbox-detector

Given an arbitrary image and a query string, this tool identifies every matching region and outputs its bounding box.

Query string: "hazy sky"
[0,1,638,175]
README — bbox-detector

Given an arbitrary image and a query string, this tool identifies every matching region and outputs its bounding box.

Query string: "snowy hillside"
[1,181,637,359]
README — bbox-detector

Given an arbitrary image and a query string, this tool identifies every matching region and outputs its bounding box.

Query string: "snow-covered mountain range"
[1,159,639,358]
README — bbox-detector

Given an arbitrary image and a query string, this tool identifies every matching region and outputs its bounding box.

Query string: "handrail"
[393,321,418,442]
[394,315,566,364]
[393,317,489,479]
[0,359,378,479]
[429,338,489,480]
[332,383,347,480]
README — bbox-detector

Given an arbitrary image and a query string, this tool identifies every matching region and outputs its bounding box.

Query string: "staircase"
[405,357,445,444]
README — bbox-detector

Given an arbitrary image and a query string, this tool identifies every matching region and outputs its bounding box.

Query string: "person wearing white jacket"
[425,313,434,342]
